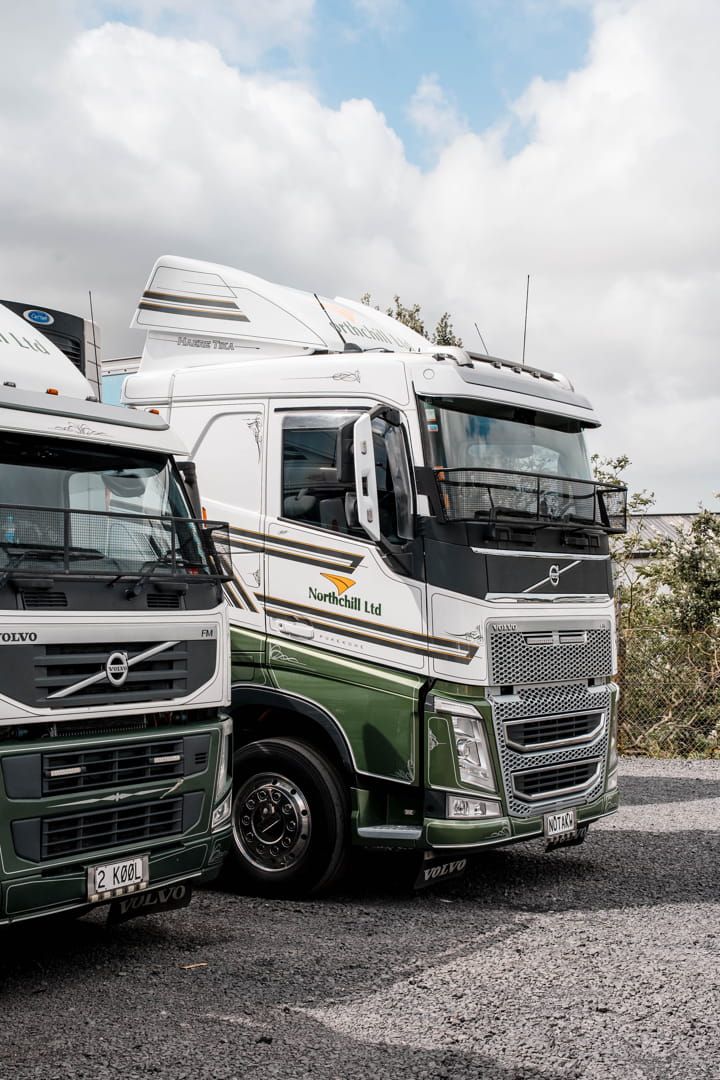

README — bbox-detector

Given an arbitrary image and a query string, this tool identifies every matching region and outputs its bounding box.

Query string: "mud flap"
[414,853,468,890]
[107,882,193,924]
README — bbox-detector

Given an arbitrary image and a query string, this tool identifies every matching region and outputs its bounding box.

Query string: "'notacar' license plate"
[544,808,577,840]
[88,855,149,901]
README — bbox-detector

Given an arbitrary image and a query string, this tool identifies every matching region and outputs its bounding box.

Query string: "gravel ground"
[1,758,718,1080]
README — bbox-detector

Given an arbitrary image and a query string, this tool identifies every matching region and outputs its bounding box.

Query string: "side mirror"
[353,413,380,542]
[177,460,202,518]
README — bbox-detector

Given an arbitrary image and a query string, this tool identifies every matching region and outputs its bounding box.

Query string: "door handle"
[273,618,315,641]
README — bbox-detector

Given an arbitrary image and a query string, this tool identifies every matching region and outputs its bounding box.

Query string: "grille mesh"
[504,711,604,751]
[491,683,610,816]
[43,738,185,796]
[41,798,184,860]
[512,760,600,800]
[488,622,613,684]
[22,591,68,609]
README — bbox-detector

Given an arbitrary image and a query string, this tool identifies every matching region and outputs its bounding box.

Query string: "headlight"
[433,697,498,794]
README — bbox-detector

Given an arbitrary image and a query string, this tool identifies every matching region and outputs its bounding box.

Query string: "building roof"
[628,512,719,556]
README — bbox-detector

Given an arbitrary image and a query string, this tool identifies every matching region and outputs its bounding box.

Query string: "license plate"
[544,807,577,840]
[87,855,149,901]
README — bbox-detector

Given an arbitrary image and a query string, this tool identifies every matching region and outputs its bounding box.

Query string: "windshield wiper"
[0,544,105,587]
[115,553,201,598]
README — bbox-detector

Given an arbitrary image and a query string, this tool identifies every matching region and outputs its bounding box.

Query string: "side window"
[281,410,413,543]
[282,411,359,533]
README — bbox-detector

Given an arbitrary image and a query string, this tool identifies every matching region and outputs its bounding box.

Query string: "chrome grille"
[512,760,601,801]
[504,711,605,751]
[34,641,189,708]
[491,683,610,816]
[488,620,613,684]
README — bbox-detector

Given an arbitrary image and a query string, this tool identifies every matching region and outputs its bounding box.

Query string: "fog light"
[212,791,232,831]
[446,794,502,820]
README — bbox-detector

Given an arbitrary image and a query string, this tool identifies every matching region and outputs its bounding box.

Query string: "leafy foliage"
[432,311,463,347]
[593,454,720,757]
[360,294,463,347]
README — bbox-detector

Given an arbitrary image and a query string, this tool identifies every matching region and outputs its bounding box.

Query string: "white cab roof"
[0,302,94,398]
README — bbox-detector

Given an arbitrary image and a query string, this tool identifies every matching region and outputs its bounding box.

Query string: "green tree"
[593,455,720,758]
[591,453,656,627]
[385,296,426,337]
[644,509,720,633]
[432,311,463,347]
[361,294,463,347]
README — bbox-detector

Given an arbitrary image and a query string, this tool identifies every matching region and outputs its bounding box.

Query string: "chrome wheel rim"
[233,772,311,873]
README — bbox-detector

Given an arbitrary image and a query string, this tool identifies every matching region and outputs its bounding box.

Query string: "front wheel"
[226,738,349,897]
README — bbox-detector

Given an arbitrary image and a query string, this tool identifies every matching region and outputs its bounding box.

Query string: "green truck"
[0,299,233,923]
[114,254,627,896]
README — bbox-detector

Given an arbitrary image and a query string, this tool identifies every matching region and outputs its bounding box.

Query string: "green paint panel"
[0,722,231,921]
[263,633,423,783]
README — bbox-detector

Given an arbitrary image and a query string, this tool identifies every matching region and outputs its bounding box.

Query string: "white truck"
[117,254,626,896]
[0,300,233,923]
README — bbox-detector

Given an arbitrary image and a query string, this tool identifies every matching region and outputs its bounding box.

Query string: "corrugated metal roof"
[628,512,718,555]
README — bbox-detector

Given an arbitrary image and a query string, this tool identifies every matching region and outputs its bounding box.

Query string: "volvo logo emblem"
[106,651,129,686]
[549,565,561,587]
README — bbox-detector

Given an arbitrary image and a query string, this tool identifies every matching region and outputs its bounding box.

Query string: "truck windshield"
[420,397,592,478]
[419,397,625,531]
[0,434,212,576]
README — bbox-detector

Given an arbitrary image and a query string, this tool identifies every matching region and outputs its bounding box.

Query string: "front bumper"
[423,787,619,850]
[0,827,232,924]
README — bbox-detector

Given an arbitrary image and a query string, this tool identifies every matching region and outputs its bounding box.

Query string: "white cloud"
[0,0,718,509]
[407,75,468,151]
[92,0,316,66]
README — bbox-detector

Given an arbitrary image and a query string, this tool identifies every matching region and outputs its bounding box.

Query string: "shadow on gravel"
[0,896,575,1080]
[453,825,719,913]
[0,818,717,1080]
[619,773,720,806]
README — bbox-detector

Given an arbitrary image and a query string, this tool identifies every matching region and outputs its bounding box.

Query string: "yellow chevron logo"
[320,573,356,595]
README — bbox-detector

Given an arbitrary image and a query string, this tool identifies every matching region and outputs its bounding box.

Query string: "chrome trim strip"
[472,548,611,561]
[356,825,423,839]
[47,640,181,700]
[485,593,610,603]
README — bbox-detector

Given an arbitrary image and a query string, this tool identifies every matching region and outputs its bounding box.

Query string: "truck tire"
[227,737,349,897]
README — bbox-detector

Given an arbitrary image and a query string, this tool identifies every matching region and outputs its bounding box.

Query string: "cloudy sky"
[1,0,718,511]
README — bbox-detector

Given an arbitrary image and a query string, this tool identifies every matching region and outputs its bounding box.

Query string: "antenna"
[474,322,489,354]
[521,274,530,367]
[314,293,348,351]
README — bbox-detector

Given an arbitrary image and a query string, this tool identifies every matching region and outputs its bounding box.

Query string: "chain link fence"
[617,628,720,758]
